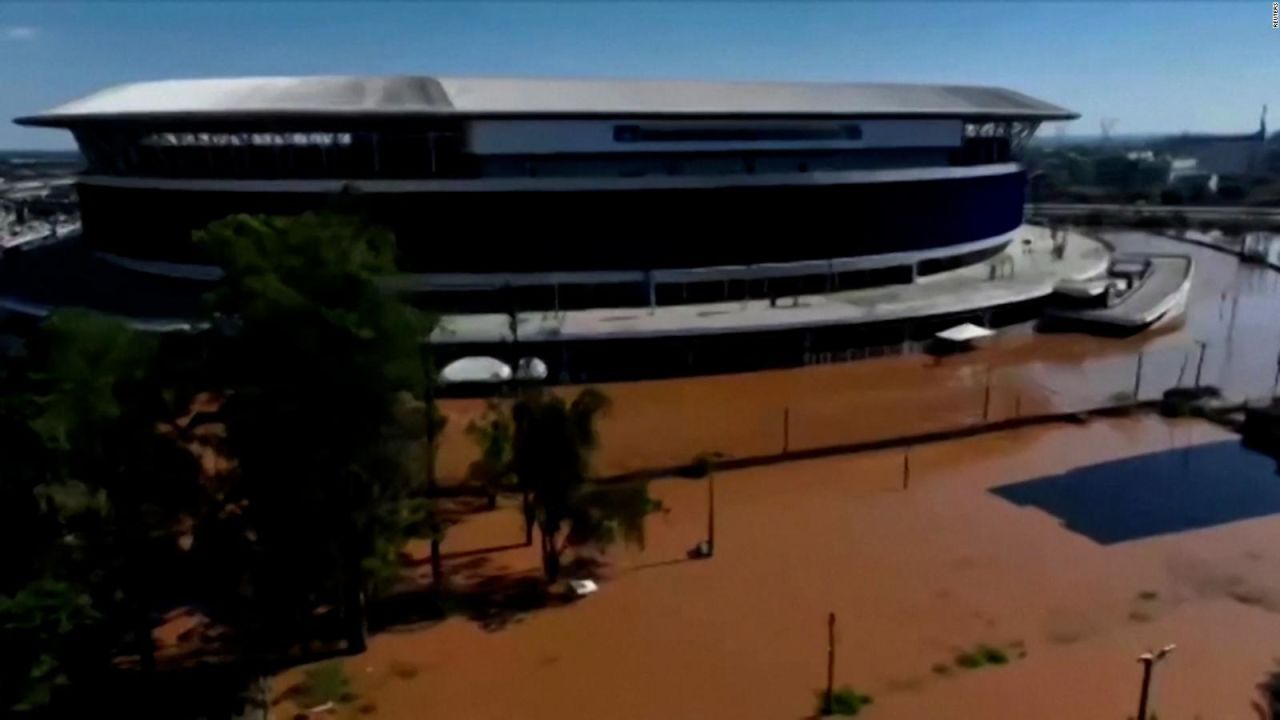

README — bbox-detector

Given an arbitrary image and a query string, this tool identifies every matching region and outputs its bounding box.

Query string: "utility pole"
[1272,344,1280,397]
[982,366,992,422]
[1132,351,1144,402]
[706,468,716,556]
[824,612,837,716]
[1135,644,1176,720]
[1194,341,1207,388]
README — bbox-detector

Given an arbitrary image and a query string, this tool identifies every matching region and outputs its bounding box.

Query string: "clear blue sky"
[0,1,1273,149]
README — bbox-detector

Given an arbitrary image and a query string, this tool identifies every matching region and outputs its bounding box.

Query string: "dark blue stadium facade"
[8,75,1077,379]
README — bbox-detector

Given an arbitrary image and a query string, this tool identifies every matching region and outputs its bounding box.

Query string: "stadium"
[7,75,1092,380]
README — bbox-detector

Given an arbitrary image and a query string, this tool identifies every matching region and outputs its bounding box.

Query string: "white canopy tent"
[933,323,995,344]
[439,356,512,385]
[515,356,549,382]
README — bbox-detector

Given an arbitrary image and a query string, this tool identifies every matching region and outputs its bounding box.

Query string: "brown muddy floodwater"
[279,416,1280,719]
[436,230,1280,479]
[278,231,1280,719]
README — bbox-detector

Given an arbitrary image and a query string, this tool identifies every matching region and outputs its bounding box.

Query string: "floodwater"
[278,416,1280,719]
[280,230,1280,719]
[436,230,1280,479]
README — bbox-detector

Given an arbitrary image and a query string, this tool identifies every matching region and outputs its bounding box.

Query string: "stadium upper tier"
[10,75,1078,316]
[15,76,1075,183]
[17,76,1078,123]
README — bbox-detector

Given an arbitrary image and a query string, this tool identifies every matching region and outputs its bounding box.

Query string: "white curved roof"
[16,75,1078,126]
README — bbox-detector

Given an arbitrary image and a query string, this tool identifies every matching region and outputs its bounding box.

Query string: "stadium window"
[613,124,863,143]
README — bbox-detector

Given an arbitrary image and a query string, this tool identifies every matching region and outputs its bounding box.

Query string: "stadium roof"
[16,75,1079,126]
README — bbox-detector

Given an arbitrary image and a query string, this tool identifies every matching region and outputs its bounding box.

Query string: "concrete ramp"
[1044,254,1192,331]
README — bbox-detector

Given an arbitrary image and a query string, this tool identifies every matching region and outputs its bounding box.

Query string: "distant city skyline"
[0,1,1272,150]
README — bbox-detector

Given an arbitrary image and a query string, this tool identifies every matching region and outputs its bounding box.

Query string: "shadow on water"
[991,440,1280,544]
[1252,659,1280,720]
[372,555,607,634]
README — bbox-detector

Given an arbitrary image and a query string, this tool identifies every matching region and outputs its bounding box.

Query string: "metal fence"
[434,338,1272,482]
[589,340,1261,477]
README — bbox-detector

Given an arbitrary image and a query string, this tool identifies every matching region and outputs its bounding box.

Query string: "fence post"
[982,367,992,423]
[1194,342,1207,389]
[824,612,837,715]
[1273,346,1280,397]
[1133,351,1144,403]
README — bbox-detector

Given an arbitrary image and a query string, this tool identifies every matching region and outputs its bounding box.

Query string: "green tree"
[466,400,515,511]
[510,388,660,582]
[0,310,200,714]
[193,213,440,659]
[1,213,448,716]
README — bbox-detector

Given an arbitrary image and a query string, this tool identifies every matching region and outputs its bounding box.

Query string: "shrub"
[978,645,1009,665]
[296,661,354,709]
[954,643,1015,670]
[817,686,874,716]
[1108,390,1136,406]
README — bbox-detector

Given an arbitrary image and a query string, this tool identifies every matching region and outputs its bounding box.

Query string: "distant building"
[1168,171,1219,198]
[1159,107,1268,178]
[1093,153,1168,194]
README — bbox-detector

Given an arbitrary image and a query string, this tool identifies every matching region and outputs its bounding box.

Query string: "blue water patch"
[990,440,1280,544]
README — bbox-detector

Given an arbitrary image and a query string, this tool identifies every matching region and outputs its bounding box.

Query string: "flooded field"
[436,230,1280,478]
[279,416,1280,719]
[286,229,1280,719]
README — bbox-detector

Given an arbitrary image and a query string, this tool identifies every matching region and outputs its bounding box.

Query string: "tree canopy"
[0,213,444,715]
[511,388,660,581]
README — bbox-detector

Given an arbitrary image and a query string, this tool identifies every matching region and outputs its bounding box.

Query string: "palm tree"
[511,388,659,582]
[465,400,514,511]
[392,390,448,592]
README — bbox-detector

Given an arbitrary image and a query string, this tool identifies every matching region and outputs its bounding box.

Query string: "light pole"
[823,612,837,716]
[1193,341,1207,388]
[1135,644,1176,720]
[692,451,723,559]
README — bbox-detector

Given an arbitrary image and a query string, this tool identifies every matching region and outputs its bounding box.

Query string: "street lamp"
[1135,644,1176,720]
